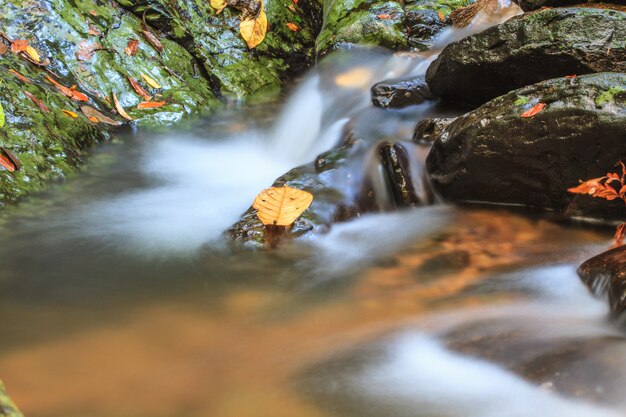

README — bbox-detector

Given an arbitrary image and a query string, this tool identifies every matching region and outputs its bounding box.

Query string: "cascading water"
[4,2,626,417]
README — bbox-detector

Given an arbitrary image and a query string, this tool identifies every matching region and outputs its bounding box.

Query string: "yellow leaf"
[25,45,40,63]
[211,0,227,14]
[62,109,78,118]
[240,2,267,49]
[334,67,373,88]
[112,92,133,121]
[141,73,161,89]
[253,186,313,226]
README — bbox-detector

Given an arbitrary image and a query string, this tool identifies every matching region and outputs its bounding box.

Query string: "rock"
[379,141,432,207]
[578,245,626,319]
[117,0,323,98]
[425,72,626,220]
[0,380,23,417]
[515,0,626,12]
[412,117,455,144]
[316,0,473,56]
[0,0,219,207]
[426,7,626,106]
[371,76,432,108]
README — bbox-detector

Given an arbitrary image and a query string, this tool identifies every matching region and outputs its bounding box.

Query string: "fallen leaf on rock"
[62,109,78,118]
[89,10,97,16]
[141,73,161,89]
[253,186,313,226]
[520,102,546,118]
[614,223,626,247]
[80,105,122,126]
[76,40,103,61]
[377,13,392,19]
[8,69,31,84]
[127,76,151,100]
[141,12,164,53]
[88,24,102,36]
[0,43,7,55]
[286,22,299,31]
[24,91,50,112]
[211,0,227,14]
[438,11,446,21]
[137,101,166,109]
[565,75,577,79]
[10,40,28,54]
[335,67,373,88]
[45,75,89,102]
[240,1,267,49]
[0,147,20,172]
[112,92,133,121]
[125,39,139,56]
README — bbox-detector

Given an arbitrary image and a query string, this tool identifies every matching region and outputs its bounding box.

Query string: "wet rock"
[578,245,626,319]
[379,141,431,207]
[412,117,455,145]
[425,72,626,220]
[0,0,219,207]
[371,76,432,108]
[117,0,323,98]
[515,0,626,11]
[0,380,22,417]
[316,0,472,56]
[426,7,626,106]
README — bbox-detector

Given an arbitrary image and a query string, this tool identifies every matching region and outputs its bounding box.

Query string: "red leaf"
[125,39,139,56]
[0,153,15,172]
[137,101,166,109]
[520,102,546,118]
[286,22,299,31]
[127,76,151,100]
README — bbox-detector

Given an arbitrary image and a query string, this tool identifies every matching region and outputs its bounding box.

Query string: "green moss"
[595,86,625,106]
[0,380,23,417]
[514,96,529,105]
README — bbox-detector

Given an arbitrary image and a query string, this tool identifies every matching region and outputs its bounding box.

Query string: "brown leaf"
[142,30,164,53]
[520,102,546,118]
[127,76,151,100]
[76,40,103,61]
[112,92,133,121]
[0,43,7,55]
[253,186,313,226]
[565,74,577,79]
[8,69,31,84]
[10,39,28,54]
[137,101,166,109]
[240,1,267,49]
[88,24,103,36]
[286,22,299,31]
[376,14,392,19]
[23,91,50,113]
[0,153,15,172]
[80,105,122,126]
[0,147,20,171]
[614,223,626,247]
[125,39,139,56]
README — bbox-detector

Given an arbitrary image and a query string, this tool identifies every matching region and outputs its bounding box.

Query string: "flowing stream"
[2,3,626,417]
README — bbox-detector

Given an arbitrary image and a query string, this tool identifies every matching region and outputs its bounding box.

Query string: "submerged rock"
[426,72,626,220]
[578,245,626,319]
[371,76,432,108]
[426,7,626,106]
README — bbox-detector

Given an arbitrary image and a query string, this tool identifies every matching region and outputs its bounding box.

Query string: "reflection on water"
[2,2,626,416]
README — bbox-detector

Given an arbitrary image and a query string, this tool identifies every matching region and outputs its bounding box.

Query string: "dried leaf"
[376,13,392,19]
[286,22,299,31]
[62,109,78,118]
[288,4,296,12]
[614,223,626,247]
[127,76,151,100]
[10,40,28,54]
[25,45,40,62]
[112,92,133,121]
[87,115,99,123]
[45,75,89,102]
[8,69,31,83]
[142,30,164,53]
[0,147,20,171]
[76,40,103,61]
[125,39,139,56]
[520,102,546,118]
[23,91,50,113]
[88,24,103,36]
[253,186,313,226]
[137,101,166,109]
[0,103,4,128]
[240,2,267,49]
[0,153,15,172]
[89,10,97,16]
[211,0,227,14]
[0,42,7,55]
[565,74,577,79]
[141,73,161,89]
[438,11,446,21]
[80,105,122,126]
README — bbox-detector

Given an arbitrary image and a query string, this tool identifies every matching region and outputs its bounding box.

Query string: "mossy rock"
[116,0,323,99]
[0,380,23,417]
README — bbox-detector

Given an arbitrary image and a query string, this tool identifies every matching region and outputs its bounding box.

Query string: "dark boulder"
[426,72,626,220]
[371,76,433,108]
[412,117,455,145]
[426,7,626,106]
[578,245,626,319]
[515,0,626,12]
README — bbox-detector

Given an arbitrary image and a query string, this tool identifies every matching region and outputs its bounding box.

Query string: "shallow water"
[2,3,626,417]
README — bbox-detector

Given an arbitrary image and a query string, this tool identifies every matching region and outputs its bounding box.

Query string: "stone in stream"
[425,7,626,106]
[412,117,455,145]
[371,76,433,108]
[425,72,626,221]
[578,245,626,319]
[514,0,626,12]
[379,141,433,207]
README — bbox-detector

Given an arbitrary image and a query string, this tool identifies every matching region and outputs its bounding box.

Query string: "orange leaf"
[23,91,50,113]
[88,25,103,36]
[520,102,546,118]
[614,223,626,247]
[565,75,577,79]
[87,115,99,123]
[286,22,299,31]
[292,0,298,4]
[45,75,89,102]
[1,147,20,171]
[0,153,15,172]
[89,10,97,16]
[0,43,7,55]
[125,39,139,56]
[127,76,151,100]
[377,14,392,19]
[137,101,166,109]
[438,11,445,21]
[10,40,28,53]
[8,69,31,84]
